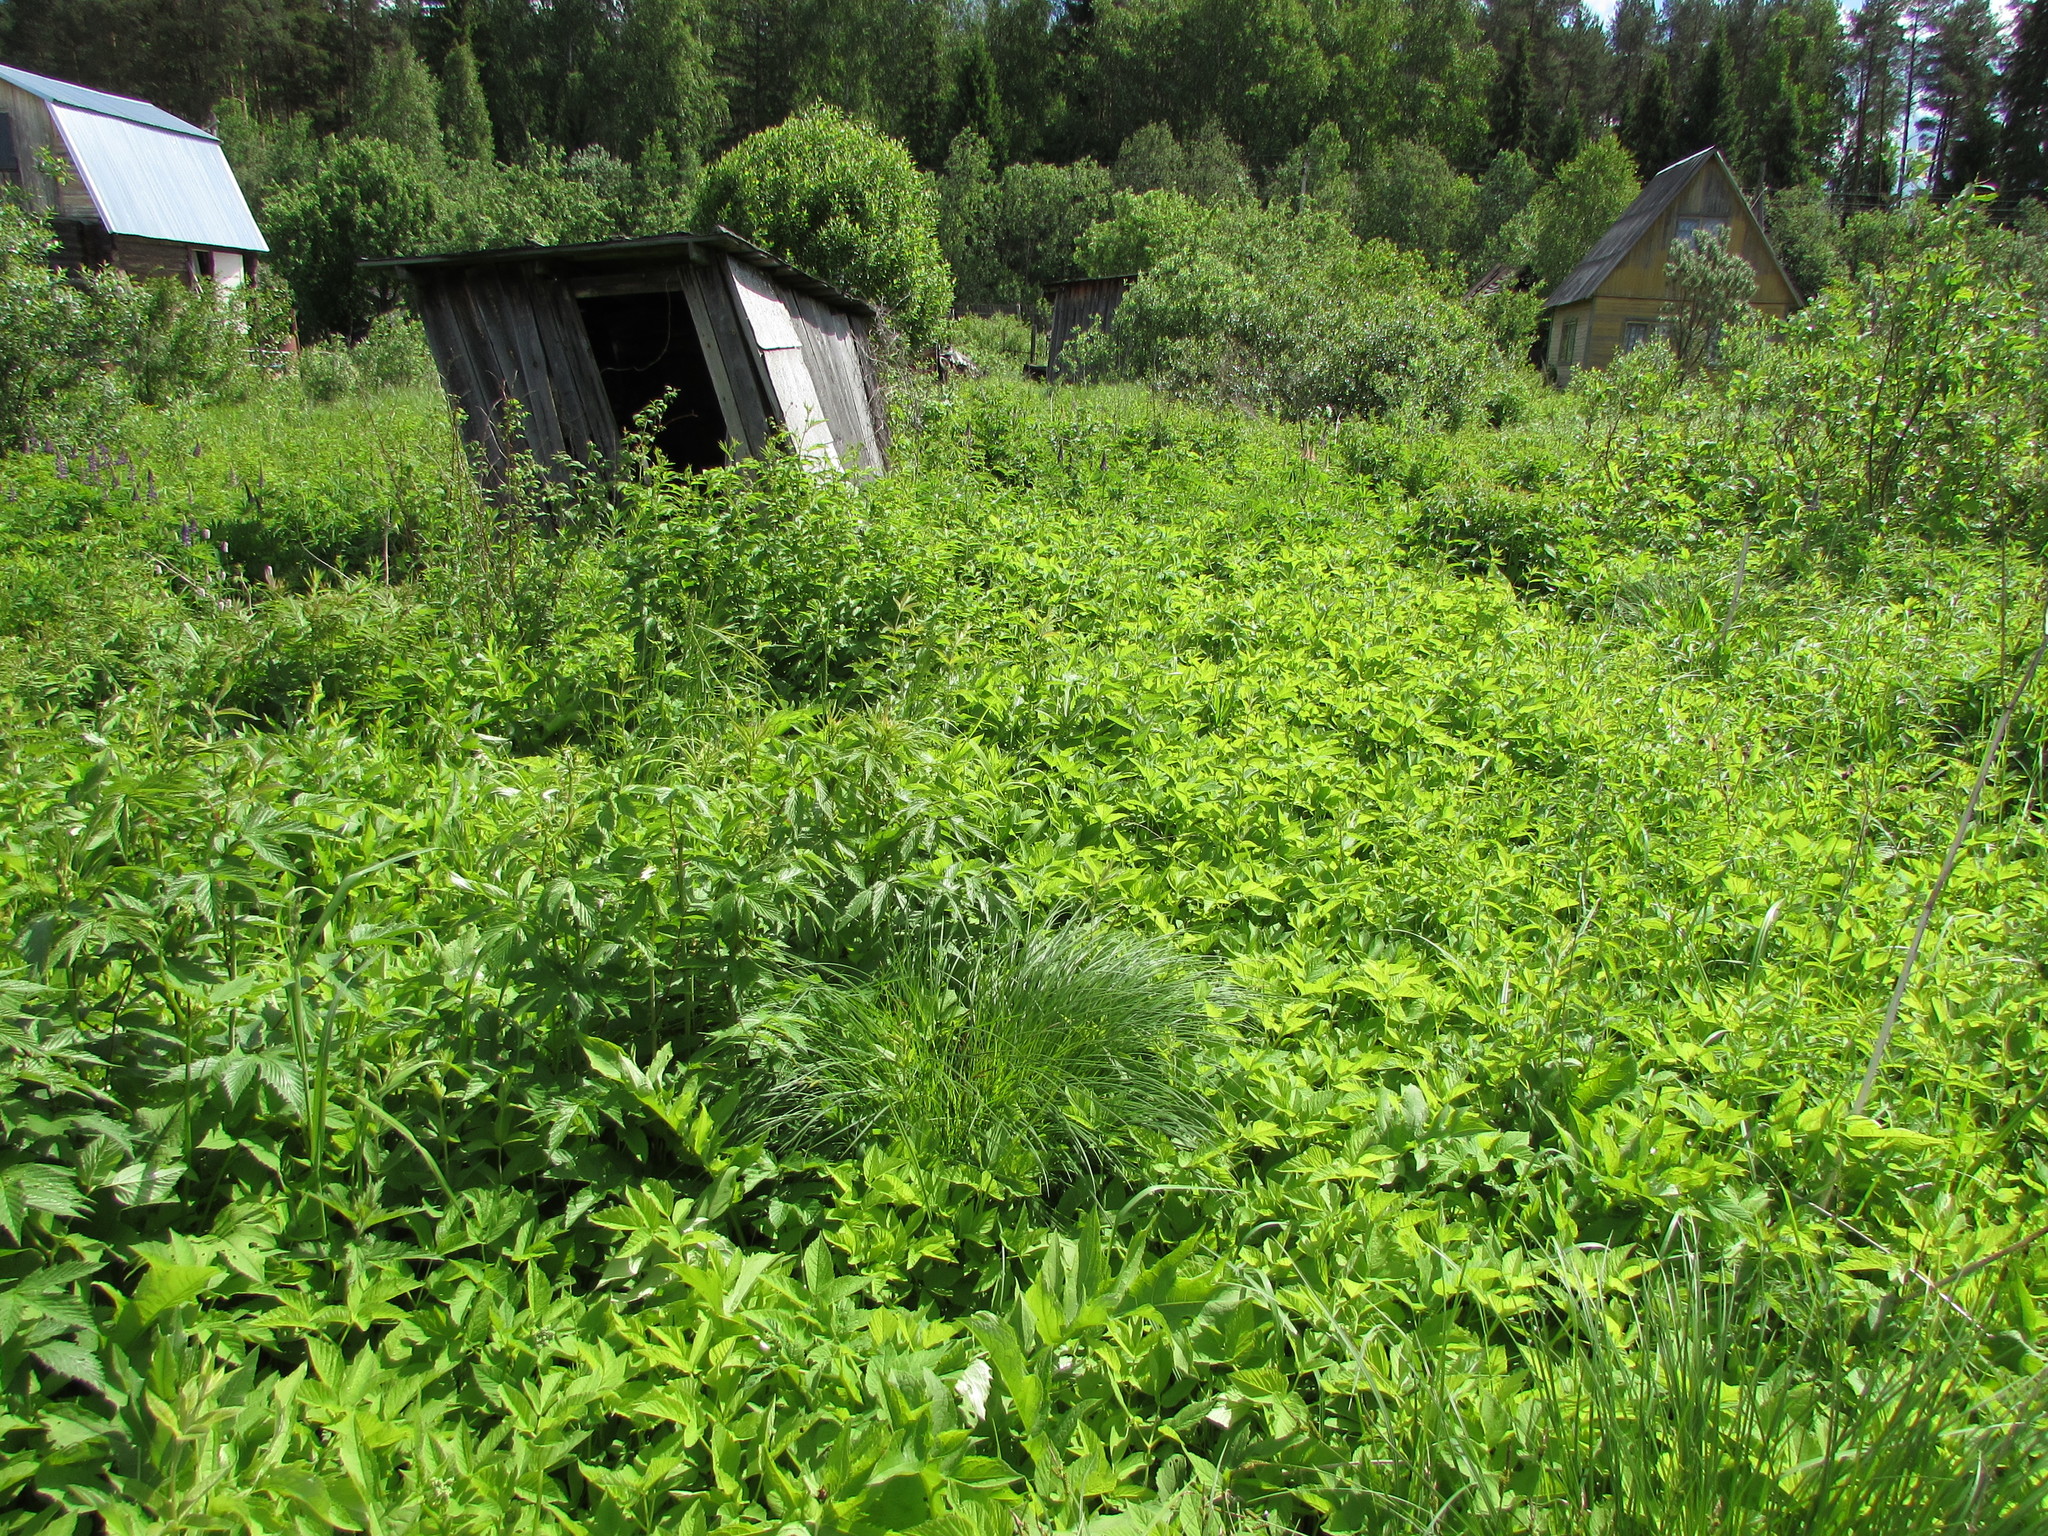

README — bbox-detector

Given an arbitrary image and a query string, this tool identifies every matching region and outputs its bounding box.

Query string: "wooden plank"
[415,276,500,472]
[786,290,875,471]
[570,268,694,299]
[675,268,746,463]
[729,264,837,468]
[444,273,518,479]
[852,315,890,469]
[532,274,617,465]
[456,272,521,466]
[685,257,771,456]
[488,269,569,468]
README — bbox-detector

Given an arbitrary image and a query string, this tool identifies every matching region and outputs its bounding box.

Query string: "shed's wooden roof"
[364,228,873,318]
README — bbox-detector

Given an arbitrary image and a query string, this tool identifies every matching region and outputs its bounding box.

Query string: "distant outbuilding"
[0,63,267,283]
[1045,274,1133,380]
[1542,147,1798,384]
[367,231,889,483]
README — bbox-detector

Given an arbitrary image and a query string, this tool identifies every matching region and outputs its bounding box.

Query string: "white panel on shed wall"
[728,260,802,348]
[727,258,838,469]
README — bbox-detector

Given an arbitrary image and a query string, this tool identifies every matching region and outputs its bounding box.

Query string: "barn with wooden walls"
[1543,147,1799,384]
[366,230,889,483]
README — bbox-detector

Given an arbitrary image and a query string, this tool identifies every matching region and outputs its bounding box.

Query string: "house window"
[0,114,16,185]
[1674,216,1731,250]
[1561,319,1579,365]
[1622,320,1651,352]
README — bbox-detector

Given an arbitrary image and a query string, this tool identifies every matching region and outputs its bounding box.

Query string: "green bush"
[266,138,441,338]
[114,277,254,405]
[615,448,909,695]
[297,342,358,404]
[0,201,130,447]
[696,106,951,342]
[353,310,436,391]
[1076,203,1506,425]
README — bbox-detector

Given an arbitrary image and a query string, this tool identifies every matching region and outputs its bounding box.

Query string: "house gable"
[1545,148,1799,314]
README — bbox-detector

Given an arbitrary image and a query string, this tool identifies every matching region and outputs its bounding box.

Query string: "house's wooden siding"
[1549,158,1798,380]
[0,81,88,223]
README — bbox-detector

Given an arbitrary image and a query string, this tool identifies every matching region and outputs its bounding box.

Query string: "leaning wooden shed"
[1045,274,1133,379]
[364,230,888,482]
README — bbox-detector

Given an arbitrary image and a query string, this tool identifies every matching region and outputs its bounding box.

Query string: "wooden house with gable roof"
[1543,147,1798,384]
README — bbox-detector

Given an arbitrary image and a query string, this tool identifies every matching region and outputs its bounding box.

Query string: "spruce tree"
[357,39,443,165]
[439,41,494,162]
[1997,0,2048,205]
[949,31,1010,165]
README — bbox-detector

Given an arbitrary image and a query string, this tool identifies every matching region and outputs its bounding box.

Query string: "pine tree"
[1842,0,1905,211]
[1927,0,2003,197]
[1997,0,2048,205]
[439,40,494,162]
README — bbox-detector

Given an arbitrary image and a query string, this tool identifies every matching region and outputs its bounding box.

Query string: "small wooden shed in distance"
[365,230,888,481]
[1045,274,1133,379]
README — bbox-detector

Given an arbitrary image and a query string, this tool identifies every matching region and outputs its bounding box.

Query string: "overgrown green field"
[3,350,2047,1532]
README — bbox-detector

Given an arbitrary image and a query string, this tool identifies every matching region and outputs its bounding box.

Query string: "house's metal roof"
[364,229,874,318]
[51,105,266,251]
[0,62,212,140]
[1544,147,1719,310]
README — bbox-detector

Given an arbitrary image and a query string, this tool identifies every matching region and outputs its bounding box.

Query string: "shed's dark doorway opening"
[577,290,728,470]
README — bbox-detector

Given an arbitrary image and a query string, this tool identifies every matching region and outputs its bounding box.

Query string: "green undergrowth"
[1,363,2047,1533]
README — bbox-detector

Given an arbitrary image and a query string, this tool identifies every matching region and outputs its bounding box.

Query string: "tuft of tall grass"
[724,921,1228,1185]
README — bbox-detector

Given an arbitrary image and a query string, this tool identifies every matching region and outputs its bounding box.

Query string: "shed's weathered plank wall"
[1047,277,1130,378]
[414,263,615,482]
[680,257,773,458]
[727,258,838,467]
[783,287,885,473]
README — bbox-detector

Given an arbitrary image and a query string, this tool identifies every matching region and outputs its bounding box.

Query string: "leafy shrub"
[0,201,130,447]
[114,277,255,405]
[615,448,909,694]
[296,342,358,404]
[697,106,951,342]
[266,138,441,338]
[163,582,427,723]
[1074,204,1505,425]
[1400,483,1596,593]
[725,923,1224,1184]
[353,310,435,390]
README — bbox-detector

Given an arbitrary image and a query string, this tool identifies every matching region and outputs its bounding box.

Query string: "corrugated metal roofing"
[0,62,212,140]
[52,105,266,251]
[365,228,872,316]
[1544,147,1717,310]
